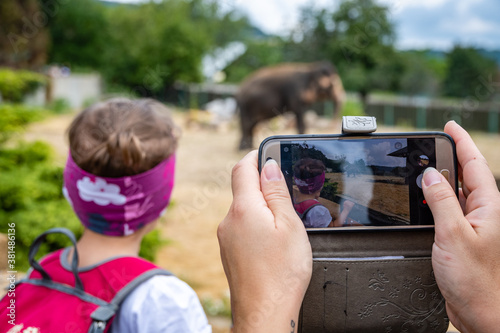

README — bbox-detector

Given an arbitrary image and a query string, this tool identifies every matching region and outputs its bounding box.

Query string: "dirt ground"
[22,110,500,332]
[324,172,410,221]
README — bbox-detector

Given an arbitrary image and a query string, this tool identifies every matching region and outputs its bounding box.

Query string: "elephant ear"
[309,62,337,101]
[301,73,320,104]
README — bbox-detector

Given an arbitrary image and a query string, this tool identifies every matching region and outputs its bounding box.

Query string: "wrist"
[231,290,303,333]
[470,296,500,332]
[452,288,500,333]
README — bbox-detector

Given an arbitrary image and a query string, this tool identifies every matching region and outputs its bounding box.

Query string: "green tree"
[102,1,210,91]
[47,0,110,70]
[398,51,443,97]
[0,0,50,69]
[443,45,498,98]
[47,0,251,92]
[224,38,285,83]
[285,0,397,105]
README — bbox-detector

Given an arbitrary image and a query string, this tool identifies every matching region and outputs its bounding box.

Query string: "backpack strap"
[26,227,174,333]
[294,199,321,220]
[89,268,173,333]
[29,227,84,291]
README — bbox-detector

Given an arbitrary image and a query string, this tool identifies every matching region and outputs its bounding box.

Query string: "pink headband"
[294,172,325,194]
[63,153,175,236]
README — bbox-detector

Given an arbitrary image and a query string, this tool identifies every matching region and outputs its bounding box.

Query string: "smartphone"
[259,133,458,229]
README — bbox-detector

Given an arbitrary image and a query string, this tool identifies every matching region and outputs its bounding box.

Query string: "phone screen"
[279,137,439,228]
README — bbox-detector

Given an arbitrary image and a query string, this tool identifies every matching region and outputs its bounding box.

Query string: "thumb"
[422,167,465,235]
[261,159,297,222]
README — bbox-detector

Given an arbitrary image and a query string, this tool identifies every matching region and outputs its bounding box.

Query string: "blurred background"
[1,0,499,331]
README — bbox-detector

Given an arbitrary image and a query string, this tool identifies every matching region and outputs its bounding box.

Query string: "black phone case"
[258,132,456,333]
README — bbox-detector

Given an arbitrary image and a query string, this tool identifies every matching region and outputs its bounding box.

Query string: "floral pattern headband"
[63,153,175,236]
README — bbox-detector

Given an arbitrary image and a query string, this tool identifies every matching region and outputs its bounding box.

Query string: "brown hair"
[293,158,326,179]
[68,98,180,177]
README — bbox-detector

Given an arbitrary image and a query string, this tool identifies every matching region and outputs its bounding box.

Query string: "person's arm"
[218,152,312,333]
[334,200,354,227]
[422,121,500,333]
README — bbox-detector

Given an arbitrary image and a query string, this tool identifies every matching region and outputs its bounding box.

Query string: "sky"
[105,0,500,50]
[307,139,407,167]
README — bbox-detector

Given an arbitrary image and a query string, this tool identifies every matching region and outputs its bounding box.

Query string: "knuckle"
[230,201,247,217]
[231,161,244,178]
[431,186,456,202]
[447,217,466,236]
[264,185,290,202]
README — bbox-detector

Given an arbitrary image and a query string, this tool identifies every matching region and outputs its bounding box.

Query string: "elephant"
[236,61,345,150]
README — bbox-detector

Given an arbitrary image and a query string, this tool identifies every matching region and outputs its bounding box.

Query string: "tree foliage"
[46,0,251,93]
[103,1,208,90]
[398,51,444,97]
[443,45,498,98]
[224,38,285,83]
[48,0,110,70]
[2,0,498,102]
[0,0,50,68]
[281,0,398,104]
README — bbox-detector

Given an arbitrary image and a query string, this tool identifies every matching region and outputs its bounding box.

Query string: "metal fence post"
[384,104,394,126]
[488,109,499,134]
[416,107,426,129]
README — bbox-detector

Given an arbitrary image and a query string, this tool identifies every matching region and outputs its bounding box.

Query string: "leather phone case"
[298,228,449,333]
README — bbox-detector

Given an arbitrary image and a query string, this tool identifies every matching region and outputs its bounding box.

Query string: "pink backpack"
[0,228,171,333]
[293,199,321,221]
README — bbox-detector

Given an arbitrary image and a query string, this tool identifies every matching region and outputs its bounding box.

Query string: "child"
[293,158,354,227]
[22,98,211,332]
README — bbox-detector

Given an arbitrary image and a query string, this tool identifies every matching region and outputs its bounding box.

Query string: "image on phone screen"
[279,137,440,228]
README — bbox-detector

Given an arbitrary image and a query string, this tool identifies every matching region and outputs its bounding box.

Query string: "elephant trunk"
[332,74,346,119]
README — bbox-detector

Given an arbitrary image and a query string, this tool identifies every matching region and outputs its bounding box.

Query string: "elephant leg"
[296,111,306,134]
[239,116,257,150]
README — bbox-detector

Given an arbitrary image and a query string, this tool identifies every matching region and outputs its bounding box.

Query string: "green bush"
[0,104,47,144]
[0,68,47,103]
[0,152,81,270]
[139,228,169,262]
[320,181,339,202]
[0,140,53,170]
[47,98,72,114]
[2,200,83,270]
[342,100,365,117]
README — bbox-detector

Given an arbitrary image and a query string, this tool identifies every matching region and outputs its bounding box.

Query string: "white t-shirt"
[111,275,212,333]
[304,205,332,228]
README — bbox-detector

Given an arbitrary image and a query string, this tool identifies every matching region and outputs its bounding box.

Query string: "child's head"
[63,98,179,237]
[293,158,326,195]
[68,98,178,177]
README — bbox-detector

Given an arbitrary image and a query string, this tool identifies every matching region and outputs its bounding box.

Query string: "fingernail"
[423,167,442,187]
[264,159,282,182]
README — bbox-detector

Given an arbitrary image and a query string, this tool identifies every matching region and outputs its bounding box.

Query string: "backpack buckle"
[88,320,106,333]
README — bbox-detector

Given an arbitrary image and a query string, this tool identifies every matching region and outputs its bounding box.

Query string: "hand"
[342,200,355,212]
[422,121,500,333]
[218,151,312,333]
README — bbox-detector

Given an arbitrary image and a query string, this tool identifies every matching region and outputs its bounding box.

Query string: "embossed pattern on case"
[299,229,449,333]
